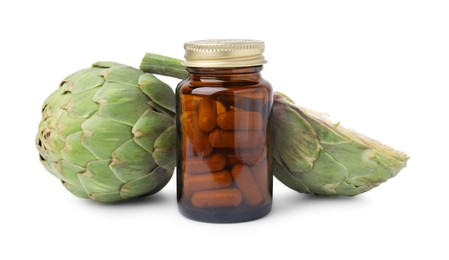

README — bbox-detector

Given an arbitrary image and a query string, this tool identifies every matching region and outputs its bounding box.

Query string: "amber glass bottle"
[176,40,273,223]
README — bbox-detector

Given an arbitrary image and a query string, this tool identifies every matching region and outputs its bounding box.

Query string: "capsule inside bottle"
[177,87,272,222]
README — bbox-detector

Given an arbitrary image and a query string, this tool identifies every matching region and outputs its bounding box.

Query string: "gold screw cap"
[183,39,267,68]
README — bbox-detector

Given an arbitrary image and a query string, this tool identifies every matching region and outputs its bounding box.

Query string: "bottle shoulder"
[178,76,271,90]
[178,80,272,96]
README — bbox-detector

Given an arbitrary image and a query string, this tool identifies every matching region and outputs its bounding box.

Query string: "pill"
[220,146,265,166]
[216,101,227,114]
[185,153,227,174]
[217,111,263,130]
[181,111,213,156]
[231,164,263,206]
[182,94,200,111]
[251,159,270,203]
[252,147,267,165]
[183,170,233,196]
[198,98,217,132]
[208,129,262,148]
[229,106,245,111]
[191,188,242,208]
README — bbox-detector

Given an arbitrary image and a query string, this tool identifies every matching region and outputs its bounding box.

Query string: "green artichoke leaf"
[132,109,175,153]
[120,167,173,199]
[273,92,295,104]
[322,143,379,179]
[41,90,84,140]
[138,73,175,113]
[147,100,174,115]
[272,104,320,172]
[53,113,85,137]
[77,159,123,195]
[61,68,96,87]
[43,82,72,109]
[272,159,312,194]
[352,164,391,187]
[300,151,349,195]
[65,68,105,94]
[299,110,350,145]
[153,125,176,169]
[61,131,98,166]
[41,89,74,131]
[99,65,143,85]
[38,128,65,162]
[89,192,123,203]
[356,132,410,163]
[38,157,61,180]
[93,82,150,126]
[54,160,85,188]
[81,115,133,159]
[37,152,56,178]
[374,151,407,175]
[335,181,369,196]
[61,87,99,119]
[62,181,89,199]
[109,139,157,183]
[93,61,126,68]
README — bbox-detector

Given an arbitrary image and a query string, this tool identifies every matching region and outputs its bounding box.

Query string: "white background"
[1,0,448,259]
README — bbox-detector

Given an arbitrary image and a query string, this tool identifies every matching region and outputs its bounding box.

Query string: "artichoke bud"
[36,62,176,203]
[272,92,409,196]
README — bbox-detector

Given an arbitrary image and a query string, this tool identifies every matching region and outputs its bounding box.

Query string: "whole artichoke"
[36,62,176,203]
[272,92,409,196]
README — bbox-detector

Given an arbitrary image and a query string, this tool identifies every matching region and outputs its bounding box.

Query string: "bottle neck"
[187,66,263,82]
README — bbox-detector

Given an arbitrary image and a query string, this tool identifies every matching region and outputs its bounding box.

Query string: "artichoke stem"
[140,53,188,79]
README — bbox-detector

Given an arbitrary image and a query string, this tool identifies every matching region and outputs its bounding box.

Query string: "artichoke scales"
[272,92,409,196]
[36,62,176,203]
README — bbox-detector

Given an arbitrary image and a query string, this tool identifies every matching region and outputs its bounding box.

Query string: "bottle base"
[178,203,272,223]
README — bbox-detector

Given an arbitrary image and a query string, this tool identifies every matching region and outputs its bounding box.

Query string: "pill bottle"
[176,39,273,223]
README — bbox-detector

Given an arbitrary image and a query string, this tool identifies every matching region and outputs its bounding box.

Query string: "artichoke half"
[36,62,176,203]
[272,92,409,196]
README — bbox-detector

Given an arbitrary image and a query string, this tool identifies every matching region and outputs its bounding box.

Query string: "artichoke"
[36,62,176,203]
[272,92,409,196]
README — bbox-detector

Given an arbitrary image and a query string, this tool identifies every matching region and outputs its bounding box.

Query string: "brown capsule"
[198,98,217,132]
[214,92,234,107]
[181,111,213,156]
[220,146,265,166]
[183,170,233,196]
[216,101,227,114]
[217,111,263,130]
[251,159,270,203]
[208,129,262,148]
[231,164,263,206]
[191,188,242,208]
[229,106,245,111]
[182,94,201,111]
[185,153,227,174]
